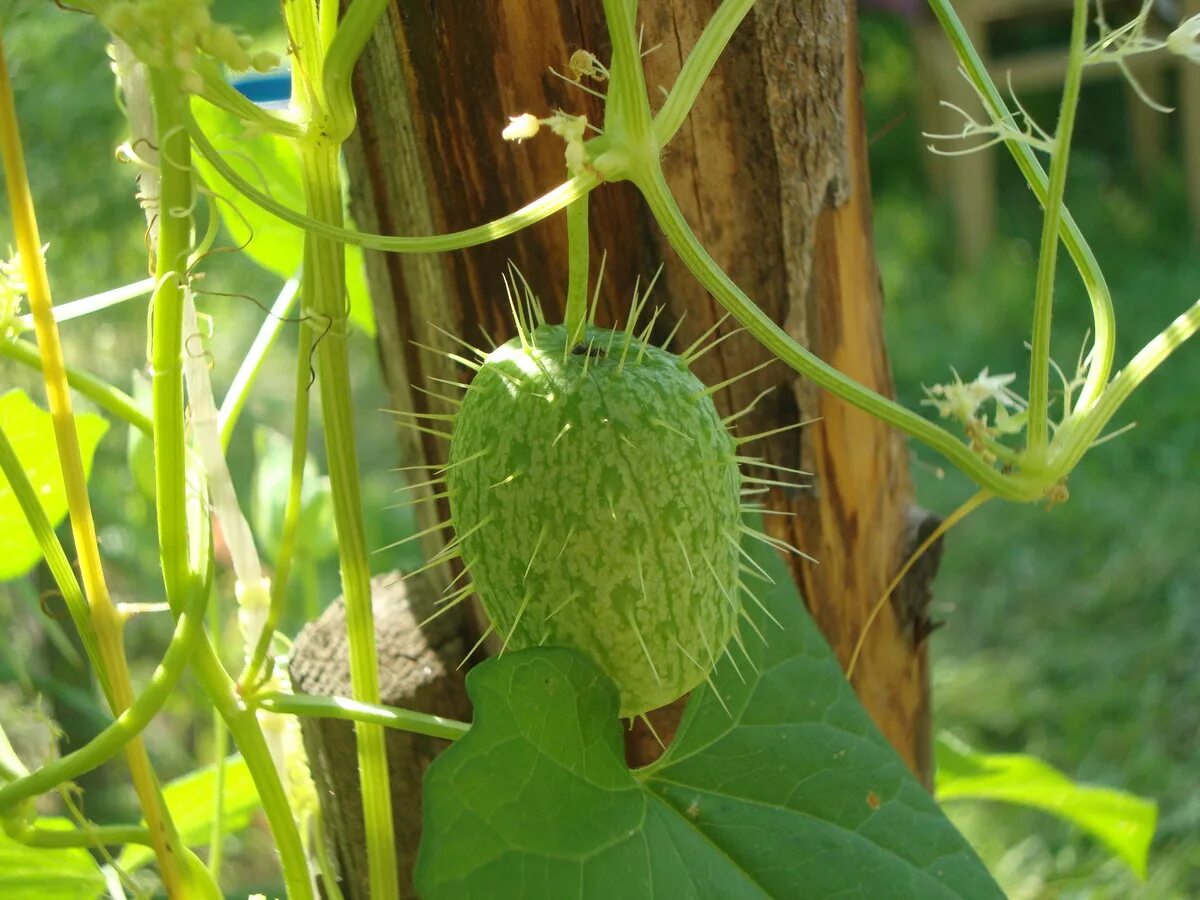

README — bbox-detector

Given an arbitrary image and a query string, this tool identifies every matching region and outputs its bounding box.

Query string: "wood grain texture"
[340,0,936,781]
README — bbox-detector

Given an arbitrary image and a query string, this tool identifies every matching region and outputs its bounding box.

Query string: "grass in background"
[863,11,1200,898]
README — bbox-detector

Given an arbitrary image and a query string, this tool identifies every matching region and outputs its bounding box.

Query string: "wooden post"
[294,1,943,893]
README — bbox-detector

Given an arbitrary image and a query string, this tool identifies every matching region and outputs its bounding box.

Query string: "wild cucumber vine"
[0,0,1197,897]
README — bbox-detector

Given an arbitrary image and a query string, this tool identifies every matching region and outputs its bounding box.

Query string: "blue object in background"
[230,69,291,109]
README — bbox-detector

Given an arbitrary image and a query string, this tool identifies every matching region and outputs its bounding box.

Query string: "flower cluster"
[923,368,1027,461]
[98,0,277,93]
[0,248,40,340]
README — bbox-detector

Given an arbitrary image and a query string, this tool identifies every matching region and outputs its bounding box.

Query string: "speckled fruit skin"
[446,323,741,717]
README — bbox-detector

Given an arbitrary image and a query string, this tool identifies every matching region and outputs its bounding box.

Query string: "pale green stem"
[564,190,589,341]
[1054,298,1200,475]
[0,565,208,813]
[927,0,1115,411]
[3,817,151,849]
[636,164,1043,501]
[0,338,151,434]
[653,0,754,146]
[314,807,347,900]
[189,115,599,252]
[256,693,470,742]
[17,277,154,329]
[218,273,301,450]
[601,0,653,142]
[321,0,389,142]
[239,322,313,691]
[150,67,315,900]
[1027,0,1088,451]
[194,58,305,139]
[298,138,399,900]
[208,587,228,881]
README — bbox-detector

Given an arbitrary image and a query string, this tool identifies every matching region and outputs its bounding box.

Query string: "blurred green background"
[0,1,1196,897]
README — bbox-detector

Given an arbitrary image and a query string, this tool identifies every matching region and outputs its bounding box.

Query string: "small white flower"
[1167,14,1200,62]
[502,113,541,143]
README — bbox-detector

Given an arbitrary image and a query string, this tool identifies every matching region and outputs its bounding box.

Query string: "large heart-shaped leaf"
[415,529,1001,898]
[0,389,107,581]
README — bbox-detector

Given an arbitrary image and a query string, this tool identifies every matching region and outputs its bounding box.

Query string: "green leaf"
[415,526,1001,898]
[0,818,105,900]
[0,389,108,581]
[935,733,1157,878]
[116,754,261,873]
[190,102,376,336]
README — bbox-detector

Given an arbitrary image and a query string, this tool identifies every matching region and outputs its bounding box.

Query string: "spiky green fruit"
[446,323,741,717]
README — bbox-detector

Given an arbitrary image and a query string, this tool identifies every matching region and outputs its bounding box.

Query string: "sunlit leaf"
[190,102,376,336]
[0,389,107,581]
[415,524,1001,898]
[936,733,1157,878]
[0,817,105,900]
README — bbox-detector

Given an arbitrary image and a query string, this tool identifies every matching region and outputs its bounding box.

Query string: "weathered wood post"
[291,2,942,894]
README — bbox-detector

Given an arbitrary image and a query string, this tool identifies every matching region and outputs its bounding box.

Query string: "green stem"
[208,586,228,881]
[1027,0,1088,451]
[17,277,154,328]
[256,692,471,742]
[187,639,315,898]
[321,0,389,142]
[239,322,313,691]
[601,0,653,143]
[637,164,1042,501]
[150,68,315,900]
[2,817,151,850]
[1054,297,1200,476]
[189,115,599,253]
[652,0,754,146]
[564,190,589,341]
[217,273,301,450]
[927,0,1115,411]
[298,138,399,900]
[0,338,151,434]
[195,58,305,139]
[0,565,207,814]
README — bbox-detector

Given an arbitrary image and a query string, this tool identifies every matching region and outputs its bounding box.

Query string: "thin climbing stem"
[188,115,599,253]
[653,0,755,146]
[636,163,1043,501]
[217,273,301,449]
[239,322,313,691]
[256,692,471,742]
[1027,0,1089,451]
[149,66,315,900]
[927,0,1115,412]
[0,338,151,434]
